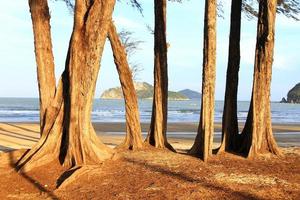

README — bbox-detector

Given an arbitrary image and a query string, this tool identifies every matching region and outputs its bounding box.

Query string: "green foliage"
[179,89,201,99]
[277,0,300,20]
[243,0,300,20]
[168,91,189,100]
[118,30,144,80]
[119,30,143,58]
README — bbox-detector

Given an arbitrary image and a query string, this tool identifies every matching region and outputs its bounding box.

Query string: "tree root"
[56,165,103,189]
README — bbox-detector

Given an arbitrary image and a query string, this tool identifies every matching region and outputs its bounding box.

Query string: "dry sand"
[0,122,300,199]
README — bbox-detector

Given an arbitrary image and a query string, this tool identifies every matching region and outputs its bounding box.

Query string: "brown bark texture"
[239,0,281,158]
[29,0,56,133]
[146,0,174,151]
[189,0,217,162]
[108,22,143,150]
[17,0,116,172]
[217,0,242,154]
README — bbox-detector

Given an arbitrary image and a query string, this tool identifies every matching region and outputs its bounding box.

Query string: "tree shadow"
[0,126,39,140]
[56,166,82,188]
[0,145,14,152]
[6,150,59,200]
[176,148,205,160]
[4,123,40,134]
[124,157,263,200]
[0,137,33,149]
[176,146,248,160]
[104,142,118,147]
[0,129,39,143]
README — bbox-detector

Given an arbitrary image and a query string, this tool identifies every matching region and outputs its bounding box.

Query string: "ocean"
[0,98,300,124]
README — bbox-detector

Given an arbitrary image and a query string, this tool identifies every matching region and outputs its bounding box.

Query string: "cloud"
[0,1,27,11]
[168,44,202,69]
[240,38,256,66]
[0,3,31,30]
[276,15,300,29]
[239,38,295,71]
[273,51,298,71]
[113,16,143,29]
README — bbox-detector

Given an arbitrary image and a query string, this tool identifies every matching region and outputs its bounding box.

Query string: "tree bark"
[189,0,217,162]
[108,21,143,150]
[217,0,242,154]
[17,0,116,172]
[145,0,174,151]
[239,0,281,158]
[29,0,56,134]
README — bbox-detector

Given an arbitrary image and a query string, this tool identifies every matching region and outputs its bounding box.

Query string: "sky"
[0,0,299,101]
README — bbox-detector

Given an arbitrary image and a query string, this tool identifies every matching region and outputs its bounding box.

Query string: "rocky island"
[100,82,190,100]
[281,82,300,103]
[178,89,201,99]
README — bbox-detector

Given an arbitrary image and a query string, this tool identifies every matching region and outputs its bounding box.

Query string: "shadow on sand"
[0,123,39,142]
[0,145,14,152]
[0,128,38,143]
[4,123,39,134]
[3,150,60,200]
[124,157,262,200]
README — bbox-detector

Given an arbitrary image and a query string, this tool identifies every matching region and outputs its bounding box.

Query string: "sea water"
[0,98,300,124]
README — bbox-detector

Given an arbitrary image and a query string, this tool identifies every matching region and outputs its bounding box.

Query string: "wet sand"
[93,122,300,133]
[0,122,299,152]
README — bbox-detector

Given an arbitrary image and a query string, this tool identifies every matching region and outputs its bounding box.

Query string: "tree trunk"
[17,0,116,172]
[108,21,143,150]
[145,0,174,151]
[29,0,56,134]
[189,0,217,162]
[239,0,281,158]
[217,0,242,154]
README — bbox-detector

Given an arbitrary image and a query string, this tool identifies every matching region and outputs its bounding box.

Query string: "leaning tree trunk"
[217,0,242,154]
[239,0,281,158]
[29,0,56,134]
[189,0,217,162]
[145,0,174,151]
[108,22,143,150]
[17,0,116,172]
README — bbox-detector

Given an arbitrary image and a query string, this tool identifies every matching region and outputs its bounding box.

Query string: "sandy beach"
[0,122,299,153]
[1,123,300,199]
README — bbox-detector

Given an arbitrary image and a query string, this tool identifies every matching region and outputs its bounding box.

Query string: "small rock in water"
[280,97,287,103]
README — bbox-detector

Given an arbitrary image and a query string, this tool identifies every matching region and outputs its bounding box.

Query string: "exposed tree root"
[145,135,176,153]
[56,165,103,189]
[188,142,203,159]
[16,119,113,172]
[115,126,144,150]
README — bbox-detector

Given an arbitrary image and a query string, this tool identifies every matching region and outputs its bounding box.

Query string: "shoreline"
[94,122,300,133]
[0,122,299,152]
[1,121,299,132]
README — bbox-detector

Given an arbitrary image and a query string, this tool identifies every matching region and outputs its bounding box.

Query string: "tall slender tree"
[189,0,217,161]
[17,0,116,172]
[218,0,299,155]
[146,0,174,151]
[29,0,56,134]
[217,0,242,154]
[108,22,143,150]
[239,0,281,157]
[58,0,144,150]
